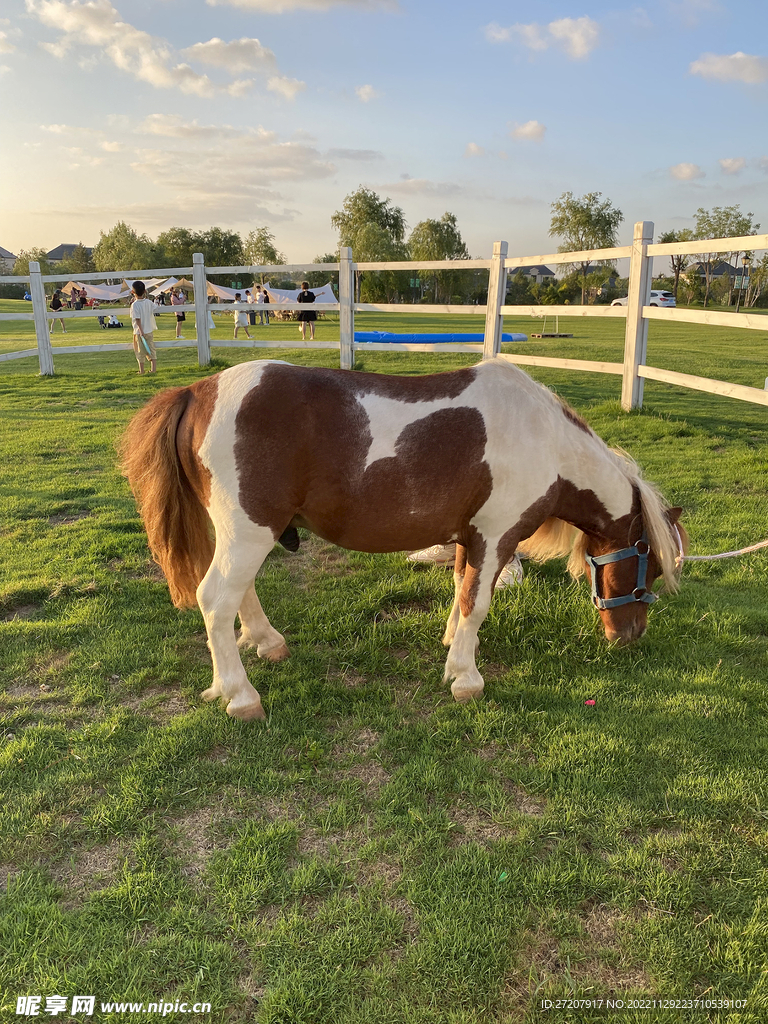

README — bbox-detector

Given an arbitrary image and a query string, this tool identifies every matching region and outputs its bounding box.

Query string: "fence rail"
[2,226,766,409]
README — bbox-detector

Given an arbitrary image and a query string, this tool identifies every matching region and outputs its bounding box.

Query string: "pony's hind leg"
[197,528,279,721]
[238,584,290,661]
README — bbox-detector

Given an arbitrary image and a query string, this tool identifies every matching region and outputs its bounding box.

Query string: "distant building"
[507,265,556,286]
[46,243,94,263]
[686,260,736,281]
[0,245,17,271]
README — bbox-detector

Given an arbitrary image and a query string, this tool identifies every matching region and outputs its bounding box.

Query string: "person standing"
[296,281,315,339]
[245,289,256,326]
[49,290,67,333]
[130,281,158,375]
[232,293,252,341]
[254,285,265,325]
[262,286,270,325]
[170,287,185,339]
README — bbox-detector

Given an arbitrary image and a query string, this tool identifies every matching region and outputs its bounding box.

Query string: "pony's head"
[522,464,687,646]
[573,498,686,644]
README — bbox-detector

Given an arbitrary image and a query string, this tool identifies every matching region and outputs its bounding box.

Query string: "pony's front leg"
[443,545,495,703]
[238,585,289,662]
[197,531,275,722]
[442,543,467,647]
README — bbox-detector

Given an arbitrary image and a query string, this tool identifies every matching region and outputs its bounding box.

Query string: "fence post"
[192,252,210,366]
[483,241,508,359]
[29,261,55,376]
[621,221,654,410]
[339,247,355,369]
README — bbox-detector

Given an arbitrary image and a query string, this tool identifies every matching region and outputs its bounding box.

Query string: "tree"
[59,242,95,276]
[549,191,623,304]
[12,248,54,276]
[693,206,759,307]
[331,186,407,300]
[331,186,406,248]
[243,228,286,283]
[658,228,693,300]
[156,227,198,269]
[407,212,471,303]
[306,253,338,290]
[92,222,159,273]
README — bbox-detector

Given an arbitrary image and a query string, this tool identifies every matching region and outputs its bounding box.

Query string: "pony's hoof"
[450,680,484,704]
[201,686,222,702]
[261,642,290,662]
[226,700,266,722]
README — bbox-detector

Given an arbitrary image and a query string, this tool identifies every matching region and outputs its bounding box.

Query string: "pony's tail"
[120,387,214,609]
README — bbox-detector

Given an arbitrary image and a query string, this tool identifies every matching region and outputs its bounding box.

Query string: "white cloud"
[25,0,301,98]
[379,176,463,197]
[670,162,705,181]
[0,63,10,75]
[510,120,546,141]
[327,148,383,161]
[486,16,600,60]
[205,0,397,10]
[689,52,768,84]
[464,142,485,157]
[356,84,381,102]
[719,157,746,175]
[668,0,722,28]
[181,37,276,74]
[100,140,123,152]
[267,75,306,99]
[128,116,336,204]
[0,30,15,53]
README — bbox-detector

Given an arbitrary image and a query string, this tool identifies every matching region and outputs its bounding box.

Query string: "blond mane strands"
[609,447,680,592]
[120,388,214,608]
[521,518,582,566]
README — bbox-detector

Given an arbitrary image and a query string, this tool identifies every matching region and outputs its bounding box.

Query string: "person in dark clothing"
[296,281,316,340]
[49,290,67,333]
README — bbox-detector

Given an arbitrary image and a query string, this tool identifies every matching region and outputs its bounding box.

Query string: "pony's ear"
[665,506,683,524]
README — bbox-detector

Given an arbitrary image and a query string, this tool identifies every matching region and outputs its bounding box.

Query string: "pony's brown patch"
[233,364,492,553]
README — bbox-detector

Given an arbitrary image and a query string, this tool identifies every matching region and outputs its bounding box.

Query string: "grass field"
[1,302,768,1023]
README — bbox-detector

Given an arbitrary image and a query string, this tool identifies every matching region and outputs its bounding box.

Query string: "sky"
[1,0,767,265]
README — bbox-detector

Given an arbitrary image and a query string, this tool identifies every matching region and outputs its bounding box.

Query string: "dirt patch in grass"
[47,510,91,526]
[503,906,654,1011]
[449,805,509,846]
[55,840,131,907]
[2,603,43,622]
[118,687,192,721]
[0,864,17,891]
[502,781,547,816]
[168,806,234,880]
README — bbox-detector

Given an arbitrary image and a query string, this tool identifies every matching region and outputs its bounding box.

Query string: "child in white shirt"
[130,281,158,374]
[233,293,252,340]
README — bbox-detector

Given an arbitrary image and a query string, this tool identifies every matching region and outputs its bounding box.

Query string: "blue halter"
[584,533,658,610]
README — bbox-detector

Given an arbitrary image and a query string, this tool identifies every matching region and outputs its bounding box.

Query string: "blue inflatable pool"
[354,331,527,344]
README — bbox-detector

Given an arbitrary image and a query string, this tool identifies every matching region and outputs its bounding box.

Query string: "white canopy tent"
[61,281,131,302]
[264,283,337,305]
[150,277,195,295]
[207,282,337,304]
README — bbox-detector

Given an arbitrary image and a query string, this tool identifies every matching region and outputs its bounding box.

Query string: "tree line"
[8,188,766,308]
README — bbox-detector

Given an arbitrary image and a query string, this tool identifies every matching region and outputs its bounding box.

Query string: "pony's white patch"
[199,360,276,543]
[357,392,470,470]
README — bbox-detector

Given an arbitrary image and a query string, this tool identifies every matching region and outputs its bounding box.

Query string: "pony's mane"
[521,447,681,592]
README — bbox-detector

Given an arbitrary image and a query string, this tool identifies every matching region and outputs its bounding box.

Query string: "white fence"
[2,225,767,410]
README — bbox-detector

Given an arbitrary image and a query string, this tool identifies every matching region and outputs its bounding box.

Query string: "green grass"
[1,310,768,1023]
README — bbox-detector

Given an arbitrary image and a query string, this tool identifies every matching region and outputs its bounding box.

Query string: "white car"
[611,290,676,307]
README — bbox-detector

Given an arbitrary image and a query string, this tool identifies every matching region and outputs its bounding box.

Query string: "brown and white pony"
[121,358,685,722]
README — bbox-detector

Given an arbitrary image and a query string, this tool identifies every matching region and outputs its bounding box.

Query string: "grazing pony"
[121,358,685,721]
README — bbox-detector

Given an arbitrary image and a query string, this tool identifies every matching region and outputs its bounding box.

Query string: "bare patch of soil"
[118,687,192,721]
[55,840,131,907]
[169,806,233,879]
[47,510,91,526]
[3,603,43,622]
[449,805,510,846]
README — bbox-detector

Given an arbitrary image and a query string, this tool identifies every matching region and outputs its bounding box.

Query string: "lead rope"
[673,526,768,568]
